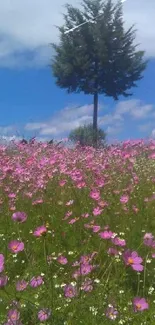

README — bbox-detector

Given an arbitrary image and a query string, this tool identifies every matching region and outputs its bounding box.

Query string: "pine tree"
[51,0,147,145]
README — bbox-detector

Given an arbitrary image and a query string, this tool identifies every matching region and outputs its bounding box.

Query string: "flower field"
[1,139,155,324]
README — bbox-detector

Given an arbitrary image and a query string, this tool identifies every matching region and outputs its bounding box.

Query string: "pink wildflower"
[64,211,72,219]
[107,247,119,256]
[95,178,105,187]
[64,284,77,298]
[149,152,155,159]
[59,180,66,186]
[66,200,74,206]
[98,200,108,208]
[7,309,20,323]
[32,199,43,205]
[68,218,79,224]
[106,306,118,320]
[80,253,97,264]
[89,190,100,201]
[120,195,129,204]
[38,309,51,322]
[57,255,68,265]
[133,297,149,312]
[81,213,89,218]
[8,240,24,253]
[33,225,47,237]
[99,231,113,239]
[8,193,16,198]
[92,225,101,233]
[16,280,28,291]
[143,233,154,247]
[81,279,93,292]
[30,276,44,288]
[111,237,126,247]
[123,250,143,272]
[93,206,103,216]
[0,275,8,287]
[80,264,93,276]
[0,254,4,272]
[76,181,86,188]
[12,211,27,223]
[10,206,16,211]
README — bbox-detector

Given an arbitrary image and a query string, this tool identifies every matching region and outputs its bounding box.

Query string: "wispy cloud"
[138,122,154,133]
[1,99,155,141]
[151,129,155,138]
[0,125,17,135]
[24,104,95,137]
[25,122,47,131]
[24,99,155,139]
[0,0,154,68]
[115,100,154,119]
[106,125,123,136]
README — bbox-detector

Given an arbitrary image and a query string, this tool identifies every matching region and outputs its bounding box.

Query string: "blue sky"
[0,0,155,142]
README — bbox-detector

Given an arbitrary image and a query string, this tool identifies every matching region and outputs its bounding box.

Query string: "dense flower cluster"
[0,139,155,324]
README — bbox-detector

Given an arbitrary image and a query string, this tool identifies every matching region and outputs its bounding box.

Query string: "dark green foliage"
[69,123,106,147]
[51,0,147,136]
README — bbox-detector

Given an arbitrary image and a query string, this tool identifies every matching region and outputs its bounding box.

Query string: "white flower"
[55,284,60,288]
[60,283,66,287]
[119,290,124,294]
[148,286,154,295]
[68,251,74,255]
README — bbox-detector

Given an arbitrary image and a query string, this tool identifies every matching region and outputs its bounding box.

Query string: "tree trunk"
[93,92,98,147]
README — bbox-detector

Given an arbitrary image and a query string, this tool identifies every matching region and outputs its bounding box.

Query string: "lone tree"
[69,123,106,147]
[51,0,147,144]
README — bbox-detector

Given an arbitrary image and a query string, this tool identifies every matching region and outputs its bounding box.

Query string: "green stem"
[143,253,149,295]
[136,273,140,296]
[3,289,38,307]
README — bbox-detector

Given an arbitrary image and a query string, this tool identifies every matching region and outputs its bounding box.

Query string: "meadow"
[1,139,155,324]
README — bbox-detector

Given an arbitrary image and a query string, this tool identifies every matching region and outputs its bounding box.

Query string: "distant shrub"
[69,124,106,148]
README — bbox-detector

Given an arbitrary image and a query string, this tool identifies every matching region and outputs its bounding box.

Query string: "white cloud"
[106,125,123,136]
[99,113,123,126]
[151,129,155,138]
[115,99,154,119]
[0,0,154,68]
[23,101,124,138]
[123,0,155,56]
[23,99,155,139]
[25,122,47,131]
[40,127,58,136]
[0,125,17,135]
[138,122,153,132]
[24,104,95,136]
[1,99,155,141]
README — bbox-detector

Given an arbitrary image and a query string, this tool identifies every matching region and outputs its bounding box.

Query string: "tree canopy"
[51,0,147,145]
